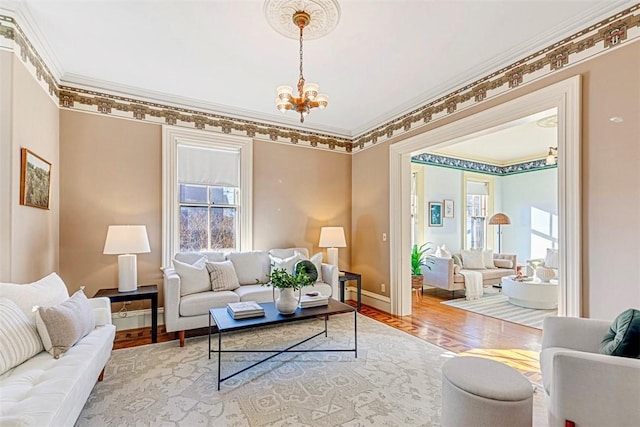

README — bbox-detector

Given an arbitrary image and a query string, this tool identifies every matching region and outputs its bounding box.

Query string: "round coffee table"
[501,275,558,309]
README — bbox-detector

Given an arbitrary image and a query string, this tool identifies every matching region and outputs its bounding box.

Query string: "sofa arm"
[541,316,611,353]
[422,256,453,289]
[321,263,338,298]
[548,350,640,427]
[163,267,181,333]
[89,297,112,326]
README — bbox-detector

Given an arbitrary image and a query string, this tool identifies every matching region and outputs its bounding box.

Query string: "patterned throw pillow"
[205,260,240,292]
[34,289,95,359]
[0,298,44,375]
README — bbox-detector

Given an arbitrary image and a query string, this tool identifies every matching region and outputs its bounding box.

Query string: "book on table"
[300,295,329,308]
[226,301,265,319]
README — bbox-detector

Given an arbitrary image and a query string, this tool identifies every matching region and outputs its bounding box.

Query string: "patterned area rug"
[77,314,452,426]
[441,294,557,329]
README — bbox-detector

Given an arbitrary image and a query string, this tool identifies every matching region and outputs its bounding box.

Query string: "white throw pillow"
[483,250,495,268]
[205,261,240,292]
[269,248,310,260]
[172,257,211,296]
[434,245,452,259]
[227,251,271,285]
[0,298,44,375]
[460,249,485,269]
[544,248,559,269]
[296,252,324,283]
[0,273,70,324]
[493,259,513,269]
[270,254,301,275]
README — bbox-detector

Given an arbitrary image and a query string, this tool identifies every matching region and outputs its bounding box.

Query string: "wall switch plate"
[381,283,386,293]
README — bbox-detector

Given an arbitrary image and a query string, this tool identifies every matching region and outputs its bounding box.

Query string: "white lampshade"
[303,82,319,100]
[318,227,346,248]
[316,94,328,109]
[103,225,150,293]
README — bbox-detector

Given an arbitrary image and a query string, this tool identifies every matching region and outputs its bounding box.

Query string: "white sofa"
[0,273,116,426]
[163,248,339,346]
[540,316,640,427]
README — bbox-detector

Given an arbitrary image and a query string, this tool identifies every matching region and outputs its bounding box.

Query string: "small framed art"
[20,148,51,210]
[444,199,454,218]
[428,202,443,227]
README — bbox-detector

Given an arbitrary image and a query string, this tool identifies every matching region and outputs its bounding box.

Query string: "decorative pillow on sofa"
[0,298,44,375]
[452,254,463,267]
[599,308,640,358]
[227,251,271,285]
[460,249,485,269]
[173,256,211,296]
[493,259,513,269]
[269,254,301,275]
[435,245,452,259]
[294,260,318,283]
[295,252,323,283]
[206,260,240,292]
[544,248,559,269]
[0,273,69,324]
[483,250,495,268]
[34,289,95,359]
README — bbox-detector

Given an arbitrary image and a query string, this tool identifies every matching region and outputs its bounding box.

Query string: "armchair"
[540,316,640,427]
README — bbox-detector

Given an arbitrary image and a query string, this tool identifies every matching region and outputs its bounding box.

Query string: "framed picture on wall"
[444,199,454,218]
[428,202,443,227]
[20,148,51,210]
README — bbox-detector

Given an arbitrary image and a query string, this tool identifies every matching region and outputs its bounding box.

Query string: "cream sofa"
[540,316,640,427]
[0,273,116,426]
[163,248,339,346]
[422,253,516,294]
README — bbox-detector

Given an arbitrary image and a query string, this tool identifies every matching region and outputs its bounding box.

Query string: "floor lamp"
[488,213,511,253]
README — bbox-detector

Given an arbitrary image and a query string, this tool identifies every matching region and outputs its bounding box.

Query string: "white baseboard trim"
[345,287,391,313]
[111,308,164,332]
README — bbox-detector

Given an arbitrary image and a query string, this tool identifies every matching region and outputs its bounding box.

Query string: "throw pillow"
[493,259,513,269]
[544,248,559,269]
[205,260,240,291]
[452,254,463,267]
[483,250,495,268]
[434,245,452,259]
[173,256,211,296]
[460,249,485,269]
[0,298,44,375]
[294,260,318,283]
[227,251,271,285]
[599,308,640,358]
[295,252,324,283]
[34,289,95,359]
[0,273,70,324]
[269,254,301,275]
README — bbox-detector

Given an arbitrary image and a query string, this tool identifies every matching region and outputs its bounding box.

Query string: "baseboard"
[112,308,164,331]
[345,286,391,313]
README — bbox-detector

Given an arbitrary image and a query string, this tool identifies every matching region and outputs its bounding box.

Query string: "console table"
[94,285,158,343]
[338,271,362,311]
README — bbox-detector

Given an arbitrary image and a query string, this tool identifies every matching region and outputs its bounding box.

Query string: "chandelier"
[275,11,328,123]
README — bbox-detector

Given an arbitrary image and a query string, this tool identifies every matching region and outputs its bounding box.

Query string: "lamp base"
[117,254,138,292]
[326,247,339,268]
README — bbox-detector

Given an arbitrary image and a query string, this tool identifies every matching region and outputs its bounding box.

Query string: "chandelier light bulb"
[546,147,557,166]
[303,82,319,100]
[316,94,328,109]
[277,86,293,100]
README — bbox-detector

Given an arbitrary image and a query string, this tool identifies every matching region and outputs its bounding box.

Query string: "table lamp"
[488,213,511,253]
[103,225,151,292]
[318,226,346,268]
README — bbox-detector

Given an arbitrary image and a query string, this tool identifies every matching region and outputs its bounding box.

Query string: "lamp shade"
[103,225,151,255]
[488,213,511,225]
[318,227,346,248]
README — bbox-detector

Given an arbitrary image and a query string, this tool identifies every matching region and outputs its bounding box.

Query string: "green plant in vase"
[265,263,315,315]
[411,243,433,291]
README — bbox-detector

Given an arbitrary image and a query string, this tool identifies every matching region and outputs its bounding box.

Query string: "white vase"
[536,267,556,282]
[276,288,299,315]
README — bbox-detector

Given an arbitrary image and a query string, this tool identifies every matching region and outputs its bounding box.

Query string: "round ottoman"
[441,356,533,427]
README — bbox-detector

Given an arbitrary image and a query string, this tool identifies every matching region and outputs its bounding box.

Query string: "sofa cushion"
[269,248,309,259]
[179,291,239,317]
[173,257,211,296]
[599,308,640,358]
[483,250,495,268]
[205,260,240,292]
[227,251,271,285]
[0,273,69,324]
[0,298,44,375]
[174,251,226,264]
[34,289,96,359]
[235,284,277,303]
[461,249,485,269]
[480,268,515,281]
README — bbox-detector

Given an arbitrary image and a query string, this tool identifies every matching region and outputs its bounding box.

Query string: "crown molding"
[412,153,556,176]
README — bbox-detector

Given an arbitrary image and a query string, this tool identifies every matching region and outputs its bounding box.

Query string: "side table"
[94,284,158,343]
[338,271,361,311]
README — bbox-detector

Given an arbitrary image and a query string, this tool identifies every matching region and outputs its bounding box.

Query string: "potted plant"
[411,243,432,290]
[266,263,315,315]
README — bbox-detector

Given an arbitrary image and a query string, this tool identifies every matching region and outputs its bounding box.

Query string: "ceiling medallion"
[536,115,558,128]
[264,0,341,40]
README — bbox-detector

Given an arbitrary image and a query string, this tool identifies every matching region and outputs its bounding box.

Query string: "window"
[463,174,494,250]
[162,126,252,267]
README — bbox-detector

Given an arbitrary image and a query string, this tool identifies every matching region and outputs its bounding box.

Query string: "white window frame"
[162,126,252,268]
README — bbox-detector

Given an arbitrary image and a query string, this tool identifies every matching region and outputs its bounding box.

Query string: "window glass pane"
[179,184,208,203]
[180,206,208,251]
[210,207,236,250]
[210,187,236,205]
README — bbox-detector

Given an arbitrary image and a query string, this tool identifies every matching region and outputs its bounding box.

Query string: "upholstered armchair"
[540,316,640,427]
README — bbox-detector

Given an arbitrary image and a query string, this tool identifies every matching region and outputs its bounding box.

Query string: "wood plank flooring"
[113,287,543,384]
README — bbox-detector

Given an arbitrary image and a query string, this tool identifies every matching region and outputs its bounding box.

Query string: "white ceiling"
[8,0,633,140]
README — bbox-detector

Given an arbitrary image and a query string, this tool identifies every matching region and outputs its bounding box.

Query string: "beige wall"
[59,112,352,306]
[0,51,59,283]
[352,42,640,319]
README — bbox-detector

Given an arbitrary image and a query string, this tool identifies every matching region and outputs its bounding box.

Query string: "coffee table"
[209,299,357,390]
[501,275,558,309]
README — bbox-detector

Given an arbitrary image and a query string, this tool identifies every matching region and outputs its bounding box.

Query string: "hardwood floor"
[114,287,543,384]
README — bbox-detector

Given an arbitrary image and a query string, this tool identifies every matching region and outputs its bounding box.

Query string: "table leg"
[356,276,362,311]
[339,280,345,302]
[208,314,211,360]
[151,293,158,343]
[324,315,328,337]
[354,309,358,358]
[217,329,222,391]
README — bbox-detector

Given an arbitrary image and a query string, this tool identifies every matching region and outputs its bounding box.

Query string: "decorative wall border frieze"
[412,153,557,176]
[1,4,639,154]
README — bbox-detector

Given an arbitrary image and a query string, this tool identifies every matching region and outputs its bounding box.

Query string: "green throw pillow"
[599,308,640,358]
[452,254,462,267]
[294,260,318,283]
